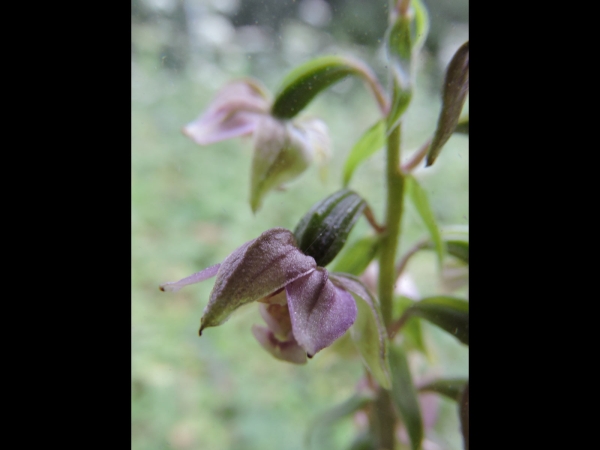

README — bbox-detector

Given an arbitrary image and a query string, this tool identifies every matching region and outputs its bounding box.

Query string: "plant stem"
[369,387,396,450]
[378,123,404,328]
[372,122,405,449]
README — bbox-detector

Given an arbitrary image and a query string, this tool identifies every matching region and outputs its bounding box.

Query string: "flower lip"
[251,324,308,364]
[259,302,292,340]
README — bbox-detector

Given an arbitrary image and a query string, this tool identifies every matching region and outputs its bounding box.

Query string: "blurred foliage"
[132,0,468,449]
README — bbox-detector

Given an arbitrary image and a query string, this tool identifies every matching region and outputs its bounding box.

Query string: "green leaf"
[419,378,467,402]
[410,296,469,345]
[424,239,468,264]
[342,121,385,187]
[395,296,427,356]
[347,432,376,450]
[460,382,469,450]
[446,240,469,264]
[294,189,366,267]
[406,176,444,268]
[330,236,380,276]
[426,41,469,166]
[403,317,427,356]
[330,274,391,390]
[271,56,380,119]
[351,294,392,389]
[455,115,469,135]
[387,15,412,89]
[412,0,430,53]
[389,346,423,450]
[305,393,373,449]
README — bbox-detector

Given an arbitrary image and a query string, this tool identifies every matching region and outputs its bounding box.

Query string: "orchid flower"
[182,80,330,212]
[160,228,382,364]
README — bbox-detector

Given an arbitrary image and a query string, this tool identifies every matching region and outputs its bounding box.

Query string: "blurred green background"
[132,0,468,449]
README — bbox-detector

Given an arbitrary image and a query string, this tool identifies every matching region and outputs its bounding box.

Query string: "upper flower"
[182,80,330,212]
[160,228,364,363]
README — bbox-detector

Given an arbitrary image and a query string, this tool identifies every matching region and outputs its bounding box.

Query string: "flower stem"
[378,123,405,328]
[369,387,396,450]
[371,122,405,449]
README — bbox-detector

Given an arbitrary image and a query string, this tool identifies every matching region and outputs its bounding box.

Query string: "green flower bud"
[293,189,366,267]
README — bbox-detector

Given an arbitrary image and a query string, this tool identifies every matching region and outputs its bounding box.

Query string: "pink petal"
[183,110,261,145]
[182,80,270,146]
[286,268,357,357]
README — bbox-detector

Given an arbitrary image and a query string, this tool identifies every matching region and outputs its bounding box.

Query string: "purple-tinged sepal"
[182,80,270,145]
[200,228,316,333]
[159,264,220,292]
[286,268,357,357]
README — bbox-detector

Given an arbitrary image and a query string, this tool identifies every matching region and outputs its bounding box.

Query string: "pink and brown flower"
[160,228,377,364]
